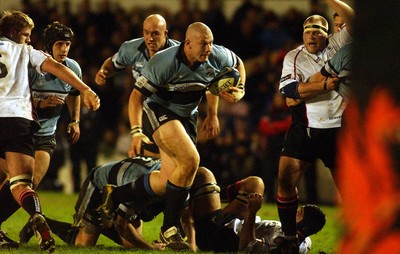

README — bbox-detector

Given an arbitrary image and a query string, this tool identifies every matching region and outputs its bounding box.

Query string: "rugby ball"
[209,67,241,95]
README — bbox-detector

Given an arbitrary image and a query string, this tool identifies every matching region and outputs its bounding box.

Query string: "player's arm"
[114,216,165,250]
[95,57,116,85]
[238,193,263,251]
[40,57,100,111]
[220,57,246,102]
[281,76,339,100]
[325,0,355,33]
[181,207,197,251]
[200,92,220,140]
[65,94,81,144]
[128,88,147,158]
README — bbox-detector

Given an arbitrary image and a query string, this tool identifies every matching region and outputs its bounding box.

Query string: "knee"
[241,176,265,194]
[179,150,200,174]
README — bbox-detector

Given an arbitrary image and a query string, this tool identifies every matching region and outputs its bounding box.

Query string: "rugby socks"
[19,189,42,216]
[0,181,21,223]
[162,180,190,232]
[111,174,155,204]
[220,180,243,202]
[277,194,298,236]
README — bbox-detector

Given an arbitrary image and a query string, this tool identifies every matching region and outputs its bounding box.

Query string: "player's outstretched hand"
[247,193,263,213]
[82,89,100,111]
[95,69,108,85]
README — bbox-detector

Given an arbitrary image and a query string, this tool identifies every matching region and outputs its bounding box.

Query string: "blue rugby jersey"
[31,57,81,136]
[135,44,239,117]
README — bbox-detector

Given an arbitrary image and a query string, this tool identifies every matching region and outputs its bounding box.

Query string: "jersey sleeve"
[112,40,138,70]
[211,44,239,69]
[279,50,298,91]
[28,46,49,74]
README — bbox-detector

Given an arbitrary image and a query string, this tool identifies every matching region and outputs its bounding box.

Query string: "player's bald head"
[144,14,167,30]
[185,22,213,41]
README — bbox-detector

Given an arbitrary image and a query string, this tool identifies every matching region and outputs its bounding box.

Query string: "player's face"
[143,22,167,57]
[52,40,71,62]
[333,16,344,33]
[190,34,213,63]
[303,30,327,54]
[12,28,32,45]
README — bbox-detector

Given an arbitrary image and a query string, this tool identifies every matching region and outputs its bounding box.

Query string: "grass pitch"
[2,191,342,253]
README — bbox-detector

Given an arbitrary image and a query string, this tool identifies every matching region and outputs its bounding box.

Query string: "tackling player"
[19,156,166,251]
[276,0,354,253]
[0,10,99,252]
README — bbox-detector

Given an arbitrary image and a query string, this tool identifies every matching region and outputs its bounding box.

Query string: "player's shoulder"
[64,58,82,76]
[120,37,145,50]
[167,38,181,47]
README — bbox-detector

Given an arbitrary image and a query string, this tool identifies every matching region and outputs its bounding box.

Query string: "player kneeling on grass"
[186,167,326,253]
[19,156,166,251]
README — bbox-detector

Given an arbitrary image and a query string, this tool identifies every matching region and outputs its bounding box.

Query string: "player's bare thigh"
[153,120,199,186]
[6,152,34,178]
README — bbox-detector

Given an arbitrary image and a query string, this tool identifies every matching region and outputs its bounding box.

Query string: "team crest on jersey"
[136,76,148,88]
[135,62,144,68]
[280,74,291,83]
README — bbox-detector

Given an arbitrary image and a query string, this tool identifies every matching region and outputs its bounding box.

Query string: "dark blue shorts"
[0,117,36,158]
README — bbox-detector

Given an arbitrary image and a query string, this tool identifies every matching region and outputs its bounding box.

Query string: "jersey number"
[0,58,8,78]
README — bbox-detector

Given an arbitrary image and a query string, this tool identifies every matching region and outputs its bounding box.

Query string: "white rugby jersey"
[0,37,48,120]
[228,217,312,254]
[280,28,352,128]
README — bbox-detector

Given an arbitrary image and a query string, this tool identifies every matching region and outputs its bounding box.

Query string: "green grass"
[2,191,342,253]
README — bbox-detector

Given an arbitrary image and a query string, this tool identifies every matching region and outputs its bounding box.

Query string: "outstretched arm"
[95,57,117,85]
[238,193,263,251]
[41,57,100,111]
[325,0,355,33]
[114,216,165,250]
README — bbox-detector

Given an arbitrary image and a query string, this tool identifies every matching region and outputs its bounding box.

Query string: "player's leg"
[221,176,265,219]
[0,167,20,249]
[7,152,55,252]
[154,120,199,250]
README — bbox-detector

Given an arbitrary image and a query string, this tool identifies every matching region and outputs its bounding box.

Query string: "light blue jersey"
[321,43,352,100]
[112,37,180,81]
[31,58,81,136]
[91,156,161,189]
[136,44,239,117]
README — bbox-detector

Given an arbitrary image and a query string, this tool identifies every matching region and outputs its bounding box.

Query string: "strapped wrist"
[323,77,328,90]
[130,125,143,136]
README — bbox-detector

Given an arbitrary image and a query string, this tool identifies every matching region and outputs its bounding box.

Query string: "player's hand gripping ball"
[209,67,244,101]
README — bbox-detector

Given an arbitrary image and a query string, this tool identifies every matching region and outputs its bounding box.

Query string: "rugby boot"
[96,184,116,228]
[31,213,56,253]
[19,219,34,244]
[0,229,19,249]
[159,226,191,251]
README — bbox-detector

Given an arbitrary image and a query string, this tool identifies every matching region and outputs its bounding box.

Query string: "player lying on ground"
[19,156,166,251]
[186,167,326,253]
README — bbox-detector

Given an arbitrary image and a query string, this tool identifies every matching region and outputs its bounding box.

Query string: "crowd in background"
[8,0,333,202]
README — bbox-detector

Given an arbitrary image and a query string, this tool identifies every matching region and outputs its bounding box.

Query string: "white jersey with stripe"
[0,37,48,120]
[227,217,312,254]
[279,27,352,128]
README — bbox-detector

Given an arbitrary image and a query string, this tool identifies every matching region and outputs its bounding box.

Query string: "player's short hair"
[43,21,74,55]
[296,204,326,237]
[0,10,34,38]
[303,15,329,36]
